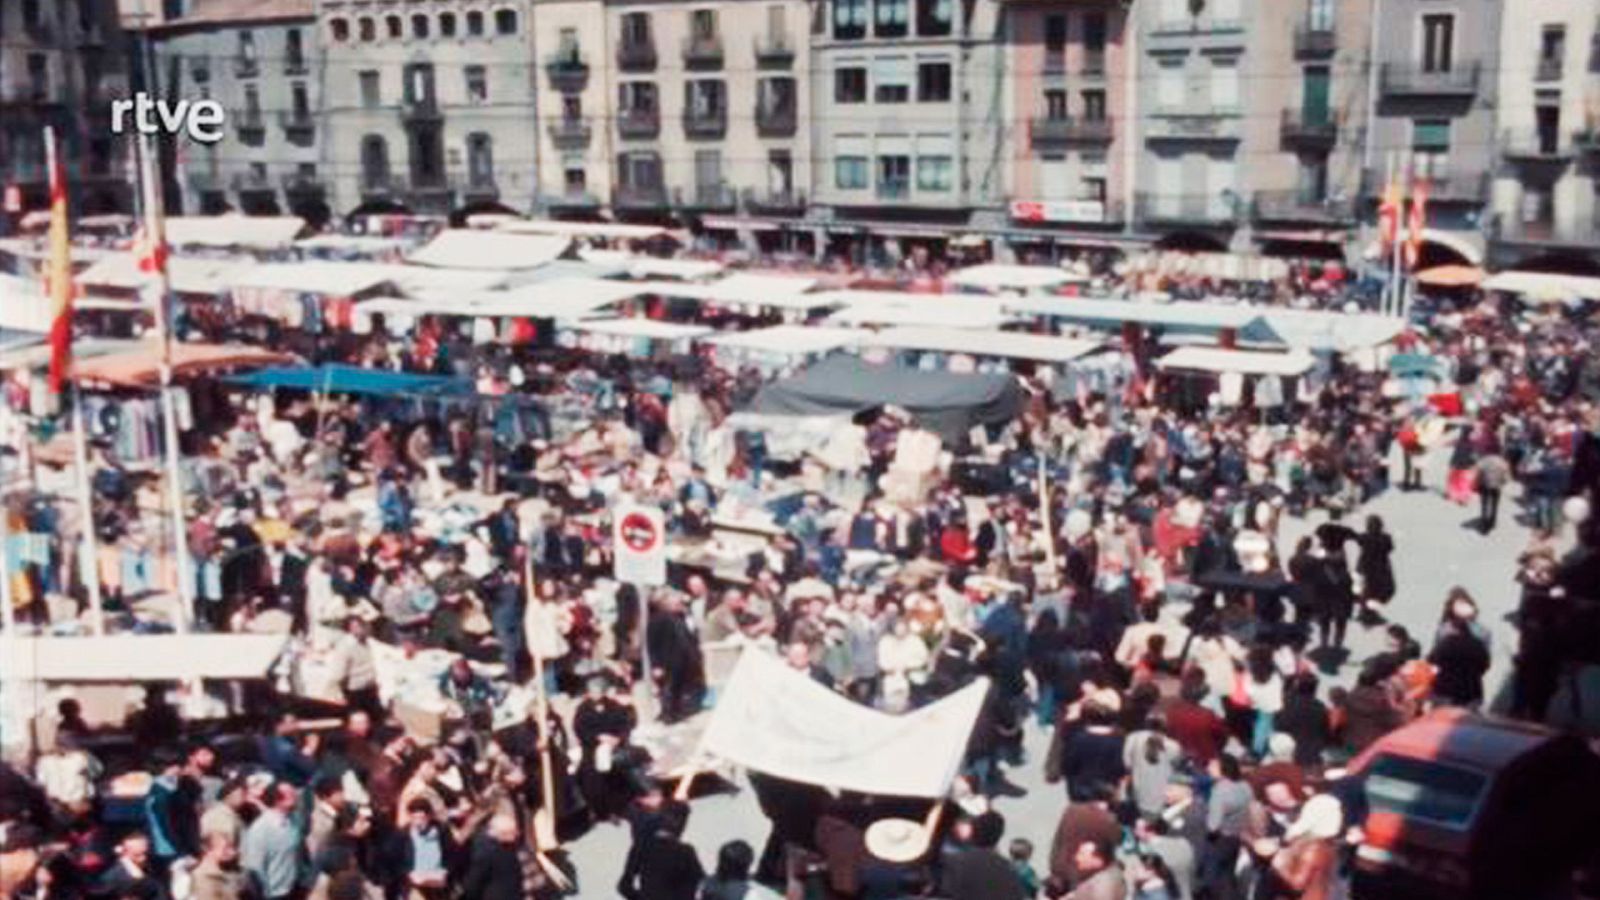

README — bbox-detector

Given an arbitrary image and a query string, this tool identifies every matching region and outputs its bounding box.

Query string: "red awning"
[71,341,297,388]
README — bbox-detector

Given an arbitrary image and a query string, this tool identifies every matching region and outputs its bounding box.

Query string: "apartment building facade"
[1488,1,1600,270]
[1,0,134,216]
[145,0,327,222]
[1001,0,1131,250]
[314,0,540,219]
[1244,0,1373,260]
[1366,0,1499,266]
[530,0,811,240]
[807,0,1006,256]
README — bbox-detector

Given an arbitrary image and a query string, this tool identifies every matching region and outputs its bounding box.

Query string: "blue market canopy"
[227,364,473,397]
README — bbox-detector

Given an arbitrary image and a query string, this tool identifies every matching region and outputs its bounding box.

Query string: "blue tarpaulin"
[226,364,472,397]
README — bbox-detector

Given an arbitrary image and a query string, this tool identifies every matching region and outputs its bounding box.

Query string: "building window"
[835,67,867,103]
[874,58,912,103]
[1082,177,1107,203]
[495,9,518,35]
[622,12,652,44]
[1209,57,1239,111]
[563,154,587,193]
[466,11,484,35]
[916,155,952,191]
[1084,12,1106,52]
[618,152,663,189]
[1309,0,1334,32]
[412,13,430,38]
[875,0,908,37]
[691,8,718,38]
[1044,88,1068,119]
[836,155,869,189]
[620,81,658,112]
[286,29,305,65]
[1421,13,1454,72]
[26,54,49,100]
[329,18,349,41]
[686,79,726,116]
[916,61,951,102]
[694,150,723,192]
[759,77,797,115]
[361,135,390,188]
[244,84,261,116]
[359,70,380,108]
[1411,118,1450,178]
[386,15,402,38]
[1082,89,1106,121]
[834,0,868,39]
[467,134,494,185]
[1539,26,1566,78]
[439,12,457,37]
[466,65,488,102]
[291,82,309,117]
[915,0,951,36]
[769,149,794,193]
[877,154,911,198]
[1045,15,1067,52]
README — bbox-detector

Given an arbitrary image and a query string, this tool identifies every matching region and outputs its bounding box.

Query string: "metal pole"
[1362,0,1383,175]
[1390,155,1406,321]
[70,387,106,636]
[1122,5,1139,238]
[139,131,194,632]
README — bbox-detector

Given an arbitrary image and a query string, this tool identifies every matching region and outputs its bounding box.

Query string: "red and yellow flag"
[1377,179,1403,254]
[44,127,73,395]
[1404,178,1429,270]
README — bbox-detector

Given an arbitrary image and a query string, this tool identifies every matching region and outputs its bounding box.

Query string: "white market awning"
[1480,270,1600,302]
[1156,346,1316,377]
[947,263,1087,293]
[821,292,1016,329]
[76,253,251,295]
[577,249,726,281]
[227,261,401,296]
[1257,309,1406,353]
[408,230,572,270]
[565,317,714,340]
[466,277,653,318]
[866,326,1103,362]
[706,324,864,356]
[636,273,828,310]
[701,649,989,798]
[164,215,308,250]
[1001,296,1272,334]
[496,219,671,242]
[1,634,289,682]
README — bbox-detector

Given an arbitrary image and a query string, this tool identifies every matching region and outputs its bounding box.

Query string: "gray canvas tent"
[750,355,1022,445]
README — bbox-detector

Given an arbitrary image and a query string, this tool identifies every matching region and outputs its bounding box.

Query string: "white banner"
[700,649,989,798]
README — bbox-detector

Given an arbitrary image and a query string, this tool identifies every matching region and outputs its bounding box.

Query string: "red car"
[1344,709,1600,900]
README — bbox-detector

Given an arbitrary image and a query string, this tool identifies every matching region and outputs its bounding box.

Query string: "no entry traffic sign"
[613,504,666,586]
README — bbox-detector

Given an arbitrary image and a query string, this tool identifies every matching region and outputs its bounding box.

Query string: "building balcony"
[545,52,590,92]
[458,176,500,203]
[676,183,738,212]
[756,104,797,138]
[682,34,725,70]
[617,107,660,139]
[1146,110,1241,143]
[278,110,316,141]
[234,55,260,78]
[683,107,728,139]
[1252,190,1356,224]
[401,97,443,122]
[613,183,670,211]
[1501,129,1573,164]
[281,172,324,194]
[1359,168,1487,205]
[1293,23,1336,59]
[235,110,266,140]
[876,181,911,202]
[617,38,658,72]
[1535,57,1563,83]
[1491,215,1600,248]
[542,189,602,212]
[742,187,806,216]
[1379,62,1480,98]
[284,54,309,76]
[1279,109,1338,150]
[548,118,592,147]
[1030,115,1114,148]
[231,171,275,193]
[1134,193,1237,227]
[754,35,795,69]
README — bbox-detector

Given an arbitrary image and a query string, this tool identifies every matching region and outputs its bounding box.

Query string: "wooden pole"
[523,555,560,849]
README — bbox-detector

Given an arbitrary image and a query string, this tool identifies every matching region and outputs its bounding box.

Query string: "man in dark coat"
[941,812,1026,900]
[461,814,526,900]
[645,594,704,724]
[618,803,703,900]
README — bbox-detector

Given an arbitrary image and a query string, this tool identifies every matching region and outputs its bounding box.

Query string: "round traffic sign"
[619,511,659,553]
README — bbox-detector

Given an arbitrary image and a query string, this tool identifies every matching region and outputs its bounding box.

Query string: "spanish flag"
[1377,178,1403,254]
[1404,178,1429,270]
[43,127,73,395]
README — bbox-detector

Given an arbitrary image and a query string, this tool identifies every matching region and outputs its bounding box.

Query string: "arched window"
[494,9,518,35]
[357,16,375,41]
[329,17,349,41]
[361,135,391,189]
[466,10,484,36]
[439,12,457,37]
[386,14,402,38]
[411,13,430,38]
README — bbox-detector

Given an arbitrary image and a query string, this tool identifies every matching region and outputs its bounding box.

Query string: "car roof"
[1352,709,1563,773]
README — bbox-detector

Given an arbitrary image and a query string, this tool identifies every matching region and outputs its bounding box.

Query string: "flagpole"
[138,132,194,633]
[69,387,107,635]
[1380,153,1394,317]
[1390,155,1405,321]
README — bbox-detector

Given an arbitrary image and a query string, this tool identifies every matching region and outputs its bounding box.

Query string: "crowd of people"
[3,243,1600,900]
